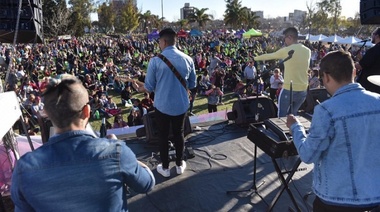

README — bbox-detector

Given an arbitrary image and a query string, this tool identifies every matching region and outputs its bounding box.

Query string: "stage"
[125,118,315,212]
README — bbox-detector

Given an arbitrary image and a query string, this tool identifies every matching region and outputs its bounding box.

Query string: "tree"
[97,2,116,33]
[42,0,70,38]
[118,0,139,33]
[317,0,342,33]
[44,3,72,38]
[240,7,260,29]
[224,0,244,29]
[187,8,213,29]
[177,19,189,29]
[68,0,94,36]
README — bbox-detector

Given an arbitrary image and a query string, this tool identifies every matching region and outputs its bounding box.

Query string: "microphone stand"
[226,75,268,207]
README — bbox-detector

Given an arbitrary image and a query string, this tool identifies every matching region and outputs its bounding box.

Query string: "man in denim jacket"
[287,51,380,211]
[11,75,155,212]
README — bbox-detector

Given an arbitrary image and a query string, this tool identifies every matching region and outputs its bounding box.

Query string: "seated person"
[113,77,125,93]
[141,92,154,112]
[120,86,133,107]
[112,114,129,128]
[89,94,112,118]
[127,99,147,126]
[105,96,122,116]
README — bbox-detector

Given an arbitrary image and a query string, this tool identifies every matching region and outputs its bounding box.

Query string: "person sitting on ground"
[141,92,154,112]
[127,99,147,126]
[112,114,129,129]
[11,75,155,211]
[120,86,133,107]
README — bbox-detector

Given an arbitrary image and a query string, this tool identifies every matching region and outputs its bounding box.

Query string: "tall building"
[288,9,306,24]
[253,11,264,19]
[180,3,195,20]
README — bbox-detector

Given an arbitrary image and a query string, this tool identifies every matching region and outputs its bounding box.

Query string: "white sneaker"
[157,164,170,178]
[176,161,187,175]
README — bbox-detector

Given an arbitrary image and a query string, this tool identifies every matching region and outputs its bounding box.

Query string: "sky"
[137,0,360,22]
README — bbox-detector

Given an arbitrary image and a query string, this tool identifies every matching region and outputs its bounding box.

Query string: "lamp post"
[308,21,312,40]
[268,22,271,33]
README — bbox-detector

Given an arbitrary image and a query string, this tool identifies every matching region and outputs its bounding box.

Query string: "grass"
[89,89,238,131]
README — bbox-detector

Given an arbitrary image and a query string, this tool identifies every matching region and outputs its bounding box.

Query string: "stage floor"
[126,120,315,212]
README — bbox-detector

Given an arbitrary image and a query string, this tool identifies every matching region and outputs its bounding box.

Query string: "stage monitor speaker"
[138,111,192,144]
[301,88,331,114]
[360,0,380,24]
[0,0,43,43]
[227,96,278,126]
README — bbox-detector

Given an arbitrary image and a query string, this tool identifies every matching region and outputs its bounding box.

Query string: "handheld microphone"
[281,50,295,63]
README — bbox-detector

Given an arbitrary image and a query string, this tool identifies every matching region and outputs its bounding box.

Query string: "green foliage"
[187,8,213,28]
[118,1,140,33]
[68,0,93,36]
[97,2,116,34]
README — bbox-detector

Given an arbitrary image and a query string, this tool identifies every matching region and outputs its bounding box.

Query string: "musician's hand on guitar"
[286,114,298,129]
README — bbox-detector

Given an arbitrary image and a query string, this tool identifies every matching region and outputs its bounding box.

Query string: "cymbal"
[367,75,380,86]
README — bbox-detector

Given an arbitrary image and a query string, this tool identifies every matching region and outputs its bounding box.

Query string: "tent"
[337,36,362,44]
[189,29,203,37]
[321,34,343,43]
[147,30,160,41]
[177,29,188,38]
[309,34,327,42]
[242,28,262,38]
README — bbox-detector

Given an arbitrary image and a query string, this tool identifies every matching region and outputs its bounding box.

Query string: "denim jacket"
[290,83,380,206]
[11,130,155,212]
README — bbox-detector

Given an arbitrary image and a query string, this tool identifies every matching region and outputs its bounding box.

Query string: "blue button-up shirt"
[11,130,155,212]
[144,46,196,116]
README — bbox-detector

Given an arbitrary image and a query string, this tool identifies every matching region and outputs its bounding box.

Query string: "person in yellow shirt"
[255,27,311,117]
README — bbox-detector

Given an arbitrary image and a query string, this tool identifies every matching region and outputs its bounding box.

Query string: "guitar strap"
[157,54,188,91]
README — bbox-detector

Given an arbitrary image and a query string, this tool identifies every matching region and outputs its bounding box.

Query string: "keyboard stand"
[267,157,302,212]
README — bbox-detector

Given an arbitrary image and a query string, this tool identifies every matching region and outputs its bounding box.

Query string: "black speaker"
[0,0,43,43]
[136,111,192,144]
[301,88,331,114]
[360,0,380,24]
[227,96,278,126]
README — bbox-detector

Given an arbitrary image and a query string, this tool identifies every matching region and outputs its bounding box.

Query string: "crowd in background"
[0,31,367,132]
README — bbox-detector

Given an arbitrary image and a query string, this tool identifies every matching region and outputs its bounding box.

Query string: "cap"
[159,28,177,38]
[367,75,380,86]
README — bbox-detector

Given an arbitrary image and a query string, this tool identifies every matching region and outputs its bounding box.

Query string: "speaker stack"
[360,0,380,25]
[0,0,43,43]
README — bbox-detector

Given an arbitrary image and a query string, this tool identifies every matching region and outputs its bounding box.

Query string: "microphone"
[281,50,295,63]
[358,39,371,43]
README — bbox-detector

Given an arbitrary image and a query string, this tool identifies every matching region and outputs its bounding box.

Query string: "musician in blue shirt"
[287,51,380,211]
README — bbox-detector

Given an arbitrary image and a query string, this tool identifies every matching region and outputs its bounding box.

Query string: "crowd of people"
[0,27,373,133]
[3,25,380,211]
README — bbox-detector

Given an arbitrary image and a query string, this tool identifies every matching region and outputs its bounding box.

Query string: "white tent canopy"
[321,34,344,43]
[309,34,327,42]
[337,36,362,44]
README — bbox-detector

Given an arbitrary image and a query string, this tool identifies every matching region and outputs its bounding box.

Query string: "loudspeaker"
[0,0,43,43]
[301,88,331,114]
[136,111,192,144]
[227,96,278,126]
[360,0,380,24]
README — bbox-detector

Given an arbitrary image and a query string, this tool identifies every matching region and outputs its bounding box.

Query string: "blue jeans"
[278,89,307,117]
